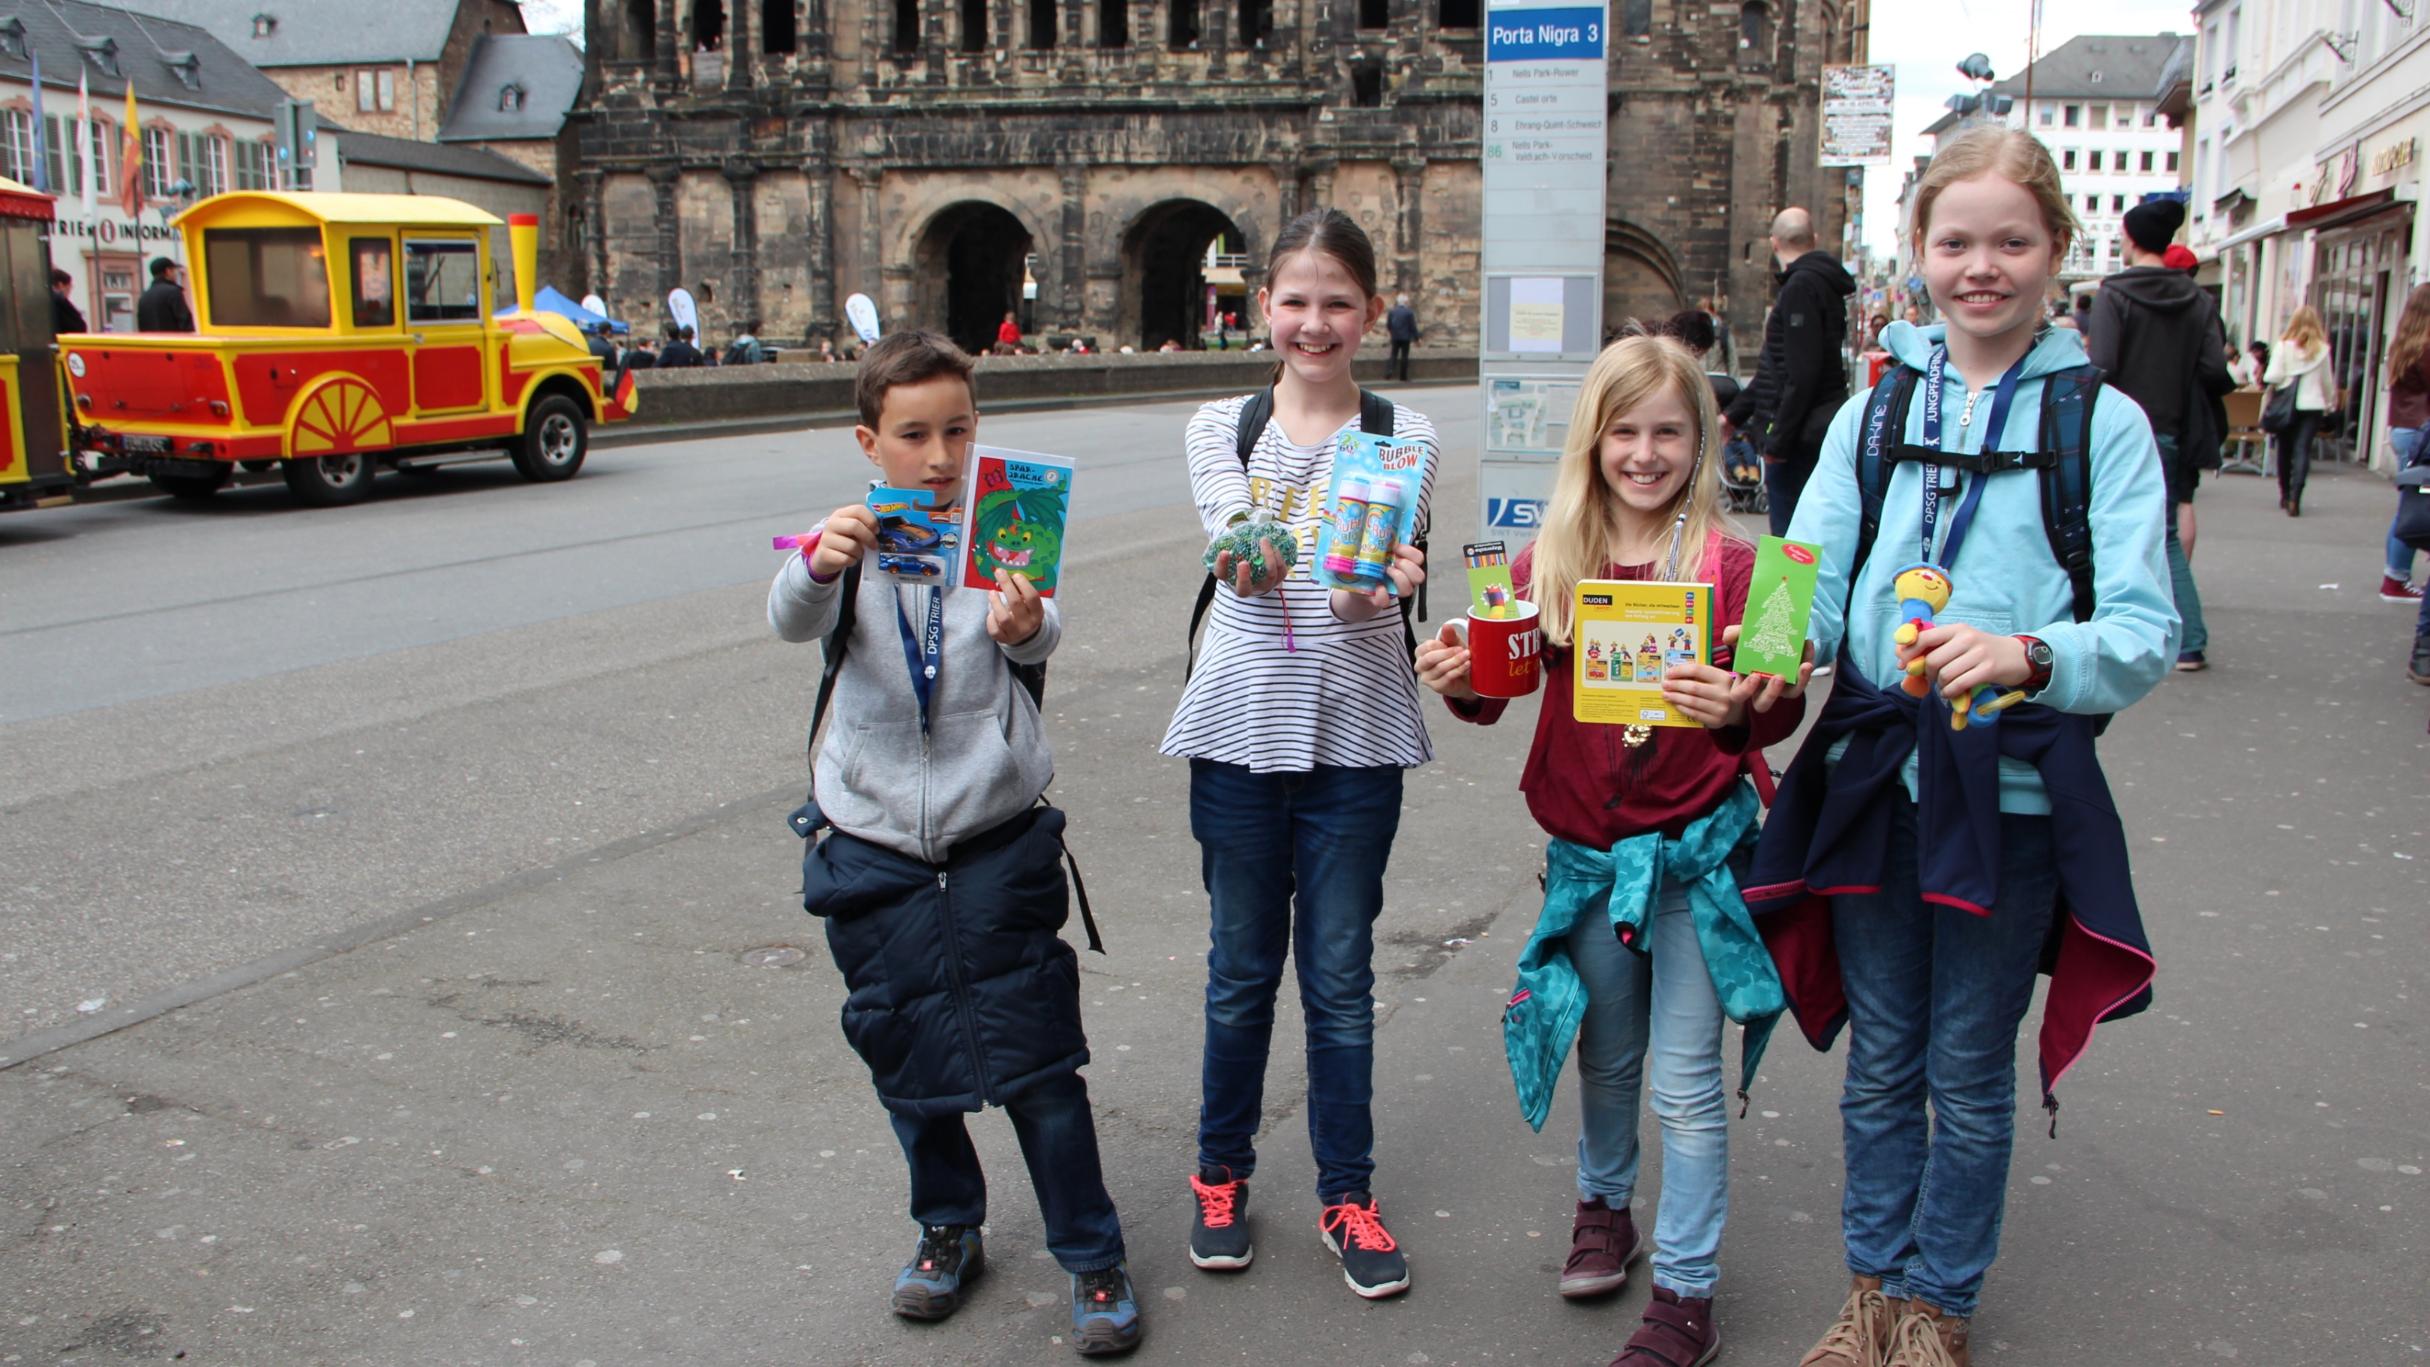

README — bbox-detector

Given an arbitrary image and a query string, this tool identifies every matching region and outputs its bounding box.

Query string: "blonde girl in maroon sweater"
[1417,334,1810,1367]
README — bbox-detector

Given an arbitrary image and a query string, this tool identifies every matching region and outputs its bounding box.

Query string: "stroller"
[1705,371,1766,515]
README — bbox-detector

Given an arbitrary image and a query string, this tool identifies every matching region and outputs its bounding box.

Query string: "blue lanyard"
[1918,346,2028,569]
[894,586,945,733]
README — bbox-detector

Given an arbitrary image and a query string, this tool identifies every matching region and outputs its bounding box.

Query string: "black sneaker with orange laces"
[1189,1165,1254,1270]
[1319,1192,1409,1299]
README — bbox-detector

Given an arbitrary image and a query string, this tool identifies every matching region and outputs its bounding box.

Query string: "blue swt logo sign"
[1487,497,1546,529]
[1487,7,1605,60]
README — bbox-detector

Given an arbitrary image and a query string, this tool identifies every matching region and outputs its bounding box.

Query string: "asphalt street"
[1,386,2424,1365]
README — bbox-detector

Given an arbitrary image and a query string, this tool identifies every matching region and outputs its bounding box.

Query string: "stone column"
[1057,160,1088,332]
[801,0,830,61]
[925,0,949,80]
[1391,151,1423,300]
[1061,0,1087,79]
[727,0,757,89]
[860,0,880,85]
[804,154,837,340]
[1306,157,1336,208]
[647,163,683,303]
[1271,160,1300,225]
[654,0,681,90]
[724,158,761,326]
[577,167,606,298]
[852,163,885,312]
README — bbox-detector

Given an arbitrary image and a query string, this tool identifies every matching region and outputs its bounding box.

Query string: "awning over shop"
[2285,187,2400,234]
[0,175,55,223]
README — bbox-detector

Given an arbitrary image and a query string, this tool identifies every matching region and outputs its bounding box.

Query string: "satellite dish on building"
[667,288,698,336]
[845,292,881,345]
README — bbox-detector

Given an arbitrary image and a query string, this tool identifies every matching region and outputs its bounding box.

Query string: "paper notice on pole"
[1509,277,1564,352]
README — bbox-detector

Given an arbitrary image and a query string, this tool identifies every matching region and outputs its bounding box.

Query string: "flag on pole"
[78,71,96,217]
[118,82,142,220]
[28,52,50,193]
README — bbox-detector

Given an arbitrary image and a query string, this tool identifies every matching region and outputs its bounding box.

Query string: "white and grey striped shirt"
[1159,393,1440,773]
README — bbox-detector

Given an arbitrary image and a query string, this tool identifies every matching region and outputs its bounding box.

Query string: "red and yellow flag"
[117,82,142,220]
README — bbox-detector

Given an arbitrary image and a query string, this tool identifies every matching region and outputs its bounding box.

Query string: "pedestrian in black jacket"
[136,257,194,333]
[657,323,704,368]
[1721,208,1854,535]
[1385,294,1418,381]
[50,269,86,335]
[2085,196,2233,672]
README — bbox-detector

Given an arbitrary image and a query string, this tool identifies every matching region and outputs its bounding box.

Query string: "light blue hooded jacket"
[1788,321,2181,815]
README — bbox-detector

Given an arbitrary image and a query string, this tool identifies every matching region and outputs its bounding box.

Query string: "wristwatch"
[2015,635,2055,693]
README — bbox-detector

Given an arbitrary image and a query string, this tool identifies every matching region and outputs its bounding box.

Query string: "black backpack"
[1183,388,1425,676]
[1851,362,2105,626]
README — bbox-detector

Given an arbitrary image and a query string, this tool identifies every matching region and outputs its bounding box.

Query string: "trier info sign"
[1479,0,1608,544]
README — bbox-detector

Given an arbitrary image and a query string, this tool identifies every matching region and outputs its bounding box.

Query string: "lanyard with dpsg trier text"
[895,586,945,733]
[1918,345,2028,570]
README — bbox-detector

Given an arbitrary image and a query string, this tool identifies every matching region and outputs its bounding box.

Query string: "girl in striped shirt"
[1162,208,1436,1301]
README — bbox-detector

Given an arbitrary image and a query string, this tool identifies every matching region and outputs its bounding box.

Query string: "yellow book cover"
[1573,579,1716,727]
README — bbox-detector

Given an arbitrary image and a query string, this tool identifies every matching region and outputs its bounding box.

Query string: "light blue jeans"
[1567,877,1729,1299]
[2392,427,2424,581]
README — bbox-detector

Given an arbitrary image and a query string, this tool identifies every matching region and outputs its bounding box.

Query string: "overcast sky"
[514,0,2201,257]
[1858,0,2199,254]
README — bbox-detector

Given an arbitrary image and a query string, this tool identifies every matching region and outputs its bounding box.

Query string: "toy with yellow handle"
[1889,562,1952,698]
[1950,687,2029,731]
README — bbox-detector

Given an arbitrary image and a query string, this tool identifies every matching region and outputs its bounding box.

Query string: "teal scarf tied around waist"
[1501,780,1784,1131]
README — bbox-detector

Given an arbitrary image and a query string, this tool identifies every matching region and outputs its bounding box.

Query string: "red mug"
[1449,600,1543,699]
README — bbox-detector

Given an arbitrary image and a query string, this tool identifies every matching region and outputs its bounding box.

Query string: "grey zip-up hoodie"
[769,548,1061,864]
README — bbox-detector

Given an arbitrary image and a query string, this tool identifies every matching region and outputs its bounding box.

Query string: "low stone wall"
[625,349,1477,428]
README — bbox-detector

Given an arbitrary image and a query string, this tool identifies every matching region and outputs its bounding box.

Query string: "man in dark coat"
[2085,196,2233,672]
[50,269,87,335]
[1385,294,1418,381]
[1722,208,1855,535]
[137,257,195,333]
[657,323,704,368]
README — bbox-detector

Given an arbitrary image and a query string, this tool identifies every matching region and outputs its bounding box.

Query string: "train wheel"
[288,377,393,458]
[511,395,588,483]
[282,450,375,507]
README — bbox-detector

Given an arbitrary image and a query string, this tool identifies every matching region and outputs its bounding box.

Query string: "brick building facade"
[567,0,1866,354]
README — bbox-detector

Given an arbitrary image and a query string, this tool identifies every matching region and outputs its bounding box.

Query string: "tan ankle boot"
[1799,1276,1896,1367]
[1885,1301,1971,1367]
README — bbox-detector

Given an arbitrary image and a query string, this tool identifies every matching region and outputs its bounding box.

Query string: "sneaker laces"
[1190,1173,1240,1228]
[1887,1308,1961,1367]
[1075,1267,1126,1310]
[1804,1287,1888,1366]
[1321,1197,1398,1253]
[911,1225,963,1276]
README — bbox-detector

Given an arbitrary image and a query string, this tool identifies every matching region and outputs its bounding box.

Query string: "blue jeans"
[2391,427,2424,582]
[1569,877,1730,1298]
[1190,759,1404,1201]
[890,1070,1127,1273]
[2155,435,2206,655]
[1831,802,2058,1318]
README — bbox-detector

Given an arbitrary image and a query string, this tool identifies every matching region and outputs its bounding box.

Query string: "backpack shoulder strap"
[804,560,862,787]
[1849,366,1916,598]
[2036,365,2103,624]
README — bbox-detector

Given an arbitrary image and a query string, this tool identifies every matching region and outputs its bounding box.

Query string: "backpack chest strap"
[1887,444,2061,475]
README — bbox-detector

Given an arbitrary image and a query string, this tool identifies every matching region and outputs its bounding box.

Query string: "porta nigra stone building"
[567,0,1867,355]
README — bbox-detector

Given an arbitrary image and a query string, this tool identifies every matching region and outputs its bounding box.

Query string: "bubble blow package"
[1313,431,1431,595]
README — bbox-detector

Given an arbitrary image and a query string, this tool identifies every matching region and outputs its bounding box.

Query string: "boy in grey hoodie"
[770,331,1140,1356]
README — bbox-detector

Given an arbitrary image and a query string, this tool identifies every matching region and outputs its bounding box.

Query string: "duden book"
[961,446,1075,597]
[1572,578,1715,728]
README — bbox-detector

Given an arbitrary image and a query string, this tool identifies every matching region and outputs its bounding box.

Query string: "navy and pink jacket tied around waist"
[1742,653,2156,1125]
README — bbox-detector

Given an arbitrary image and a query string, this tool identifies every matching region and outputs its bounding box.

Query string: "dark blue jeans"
[889,1070,1126,1273]
[1831,802,2058,1317]
[1190,759,1404,1201]
[1765,449,1815,537]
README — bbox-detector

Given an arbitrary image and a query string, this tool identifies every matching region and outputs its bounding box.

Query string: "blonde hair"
[2283,305,2326,352]
[1530,336,1742,646]
[1908,125,2080,260]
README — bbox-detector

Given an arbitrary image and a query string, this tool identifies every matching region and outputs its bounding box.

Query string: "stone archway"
[913,202,1035,355]
[1121,199,1249,351]
[1603,218,1688,337]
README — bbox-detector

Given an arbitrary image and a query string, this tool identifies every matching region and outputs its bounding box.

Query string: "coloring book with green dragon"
[960,446,1076,597]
